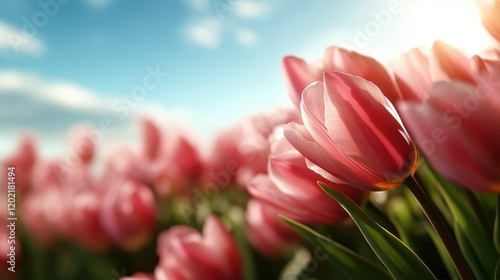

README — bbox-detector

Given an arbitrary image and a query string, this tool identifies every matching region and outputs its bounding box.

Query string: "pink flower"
[140,118,162,160]
[283,47,399,107]
[246,199,299,256]
[429,41,475,85]
[71,189,109,251]
[2,135,37,193]
[67,125,97,165]
[284,72,418,191]
[153,131,203,196]
[392,42,476,102]
[398,64,500,192]
[248,129,366,224]
[392,48,433,102]
[155,216,242,280]
[100,180,157,251]
[478,0,500,42]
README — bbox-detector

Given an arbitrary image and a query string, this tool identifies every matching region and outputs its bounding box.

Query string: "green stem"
[404,176,473,280]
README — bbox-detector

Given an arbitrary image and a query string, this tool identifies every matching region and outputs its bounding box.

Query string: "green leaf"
[494,195,500,254]
[424,223,458,280]
[418,162,499,278]
[454,220,488,280]
[280,216,392,280]
[319,183,436,280]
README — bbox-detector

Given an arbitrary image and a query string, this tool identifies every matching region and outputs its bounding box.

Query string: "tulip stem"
[404,175,473,280]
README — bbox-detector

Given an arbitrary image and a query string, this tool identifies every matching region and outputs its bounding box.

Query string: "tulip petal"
[203,216,242,279]
[392,48,433,101]
[323,72,416,181]
[283,122,382,191]
[430,41,475,84]
[323,47,400,103]
[283,56,323,107]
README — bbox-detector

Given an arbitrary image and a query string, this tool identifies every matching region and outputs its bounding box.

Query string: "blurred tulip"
[141,118,162,160]
[478,0,500,42]
[2,135,37,193]
[71,190,109,251]
[68,125,97,164]
[283,47,400,106]
[398,78,500,192]
[246,199,299,256]
[100,180,157,251]
[21,193,57,245]
[284,72,418,191]
[153,131,202,196]
[155,215,242,280]
[201,109,299,189]
[106,147,154,186]
[392,48,433,101]
[430,40,476,84]
[248,129,366,224]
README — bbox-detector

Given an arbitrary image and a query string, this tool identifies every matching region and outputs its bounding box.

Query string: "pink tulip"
[153,131,202,196]
[141,118,162,160]
[2,135,37,193]
[284,72,418,191]
[105,147,155,186]
[392,48,433,102]
[67,125,97,164]
[478,0,500,42]
[21,192,58,245]
[283,47,400,107]
[155,216,242,280]
[398,74,500,192]
[201,111,285,189]
[100,180,157,251]
[248,129,366,224]
[429,41,476,85]
[71,190,109,251]
[246,199,299,256]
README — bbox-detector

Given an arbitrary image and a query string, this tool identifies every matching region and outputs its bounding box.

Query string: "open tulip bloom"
[4,3,500,280]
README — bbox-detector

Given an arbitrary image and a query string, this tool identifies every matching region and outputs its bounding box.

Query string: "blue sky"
[0,0,494,158]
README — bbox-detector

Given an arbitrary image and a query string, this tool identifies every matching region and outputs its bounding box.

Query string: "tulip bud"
[100,180,157,251]
[155,216,242,280]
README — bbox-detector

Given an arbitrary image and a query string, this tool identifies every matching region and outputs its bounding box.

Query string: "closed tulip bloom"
[140,118,162,161]
[284,72,418,191]
[392,48,433,102]
[68,125,97,164]
[478,0,500,42]
[100,180,157,251]
[155,216,242,280]
[248,129,366,224]
[71,190,109,251]
[246,199,299,256]
[398,78,500,192]
[283,47,399,107]
[430,40,476,84]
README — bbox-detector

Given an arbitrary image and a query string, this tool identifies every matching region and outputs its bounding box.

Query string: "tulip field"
[1,1,500,280]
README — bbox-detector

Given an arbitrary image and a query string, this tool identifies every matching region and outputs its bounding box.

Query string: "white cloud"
[234,1,271,19]
[0,71,102,110]
[184,18,223,48]
[0,21,44,56]
[234,28,258,47]
[0,70,194,158]
[83,0,114,8]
